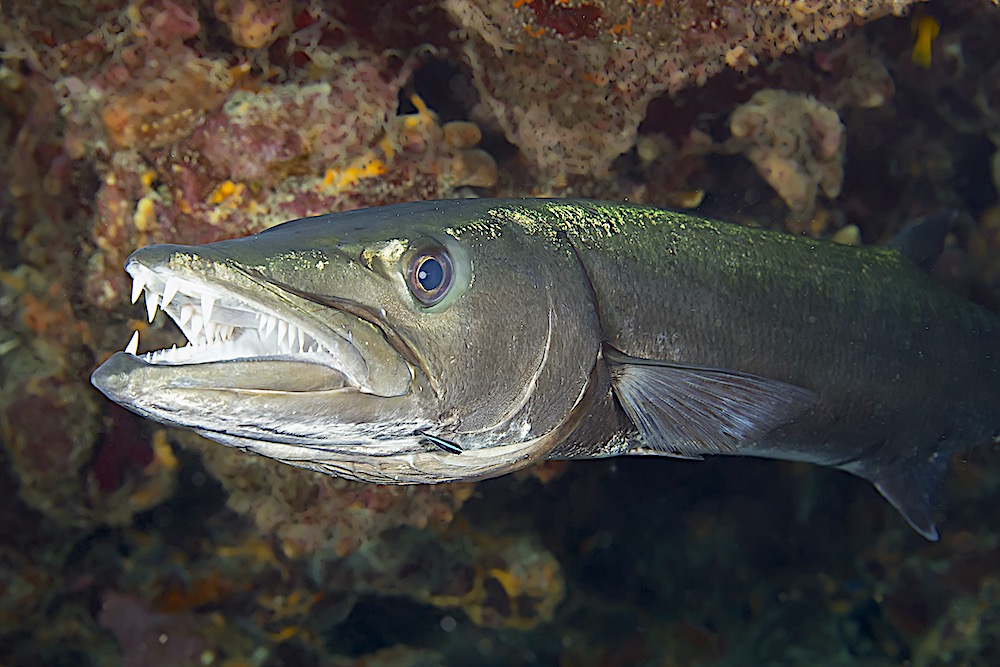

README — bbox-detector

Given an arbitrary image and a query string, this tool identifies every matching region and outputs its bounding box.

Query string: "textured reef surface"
[2,0,1000,665]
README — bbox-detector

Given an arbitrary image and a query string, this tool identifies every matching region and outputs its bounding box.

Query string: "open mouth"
[122,259,369,388]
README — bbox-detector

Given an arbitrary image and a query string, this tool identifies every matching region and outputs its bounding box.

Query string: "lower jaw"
[167,358,352,392]
[118,355,352,392]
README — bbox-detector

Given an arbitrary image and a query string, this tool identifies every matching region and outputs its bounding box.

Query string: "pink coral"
[189,57,405,185]
[444,0,916,177]
[56,0,235,155]
[728,89,845,214]
[98,592,212,667]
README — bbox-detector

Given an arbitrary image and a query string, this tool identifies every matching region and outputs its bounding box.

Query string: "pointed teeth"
[121,268,331,364]
[277,319,288,346]
[201,294,215,325]
[190,314,203,339]
[261,314,277,339]
[204,321,230,342]
[161,278,179,309]
[125,330,139,355]
[131,273,147,304]
[145,290,159,323]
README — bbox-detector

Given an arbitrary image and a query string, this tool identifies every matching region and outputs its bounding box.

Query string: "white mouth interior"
[124,262,366,385]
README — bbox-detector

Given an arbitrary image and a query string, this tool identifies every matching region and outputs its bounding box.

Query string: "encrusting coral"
[727,90,845,213]
[445,0,917,177]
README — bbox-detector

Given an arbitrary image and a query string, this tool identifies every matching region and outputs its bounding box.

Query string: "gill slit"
[410,357,603,482]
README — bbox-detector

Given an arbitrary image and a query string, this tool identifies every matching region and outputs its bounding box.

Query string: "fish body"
[91,199,1000,538]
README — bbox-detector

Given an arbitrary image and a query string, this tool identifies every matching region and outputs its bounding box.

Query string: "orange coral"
[100,58,234,150]
[427,535,565,630]
[213,0,292,49]
[3,267,91,348]
[156,572,241,613]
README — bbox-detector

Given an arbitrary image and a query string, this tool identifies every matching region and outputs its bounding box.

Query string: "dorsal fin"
[887,210,957,273]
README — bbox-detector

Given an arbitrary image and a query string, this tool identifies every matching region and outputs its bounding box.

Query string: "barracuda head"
[92,200,600,483]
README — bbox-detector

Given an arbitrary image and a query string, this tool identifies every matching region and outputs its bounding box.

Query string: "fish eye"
[407,248,453,306]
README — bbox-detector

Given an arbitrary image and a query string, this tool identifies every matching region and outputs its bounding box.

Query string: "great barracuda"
[91,199,1000,539]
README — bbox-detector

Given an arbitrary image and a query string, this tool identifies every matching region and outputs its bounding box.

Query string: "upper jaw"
[115,250,411,397]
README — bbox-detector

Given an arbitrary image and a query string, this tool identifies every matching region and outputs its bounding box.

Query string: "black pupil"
[417,256,444,292]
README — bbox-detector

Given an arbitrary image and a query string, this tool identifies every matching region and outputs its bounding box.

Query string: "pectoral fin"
[606,347,817,458]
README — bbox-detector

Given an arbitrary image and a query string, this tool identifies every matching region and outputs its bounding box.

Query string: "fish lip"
[91,350,353,398]
[116,250,412,397]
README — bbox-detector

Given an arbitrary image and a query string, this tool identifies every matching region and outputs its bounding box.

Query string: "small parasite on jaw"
[419,432,463,454]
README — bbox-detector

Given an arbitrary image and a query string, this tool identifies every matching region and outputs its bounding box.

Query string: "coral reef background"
[2,0,1000,665]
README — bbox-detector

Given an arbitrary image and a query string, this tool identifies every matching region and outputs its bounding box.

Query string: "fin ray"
[606,347,817,458]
